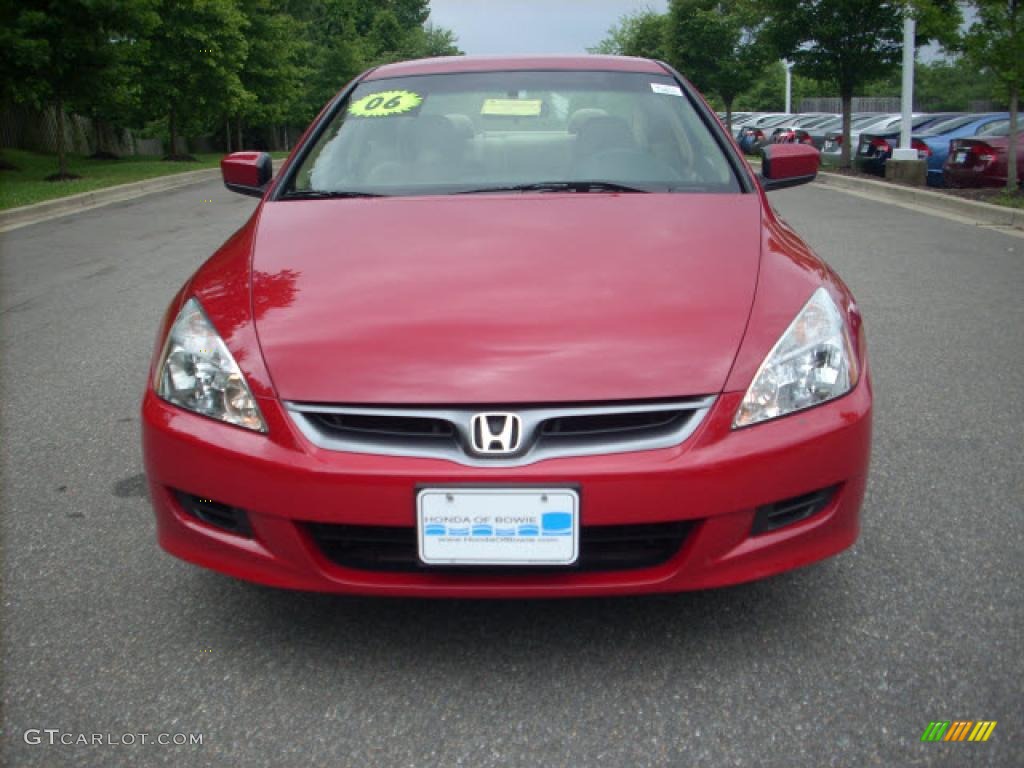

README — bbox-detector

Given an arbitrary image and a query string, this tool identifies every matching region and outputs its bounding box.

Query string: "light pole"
[783,60,793,114]
[892,14,917,162]
[887,12,926,185]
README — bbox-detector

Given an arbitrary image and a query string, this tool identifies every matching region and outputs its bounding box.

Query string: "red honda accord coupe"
[142,55,871,597]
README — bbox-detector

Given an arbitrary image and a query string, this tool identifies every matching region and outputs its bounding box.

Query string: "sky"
[428,1,965,63]
[427,0,669,56]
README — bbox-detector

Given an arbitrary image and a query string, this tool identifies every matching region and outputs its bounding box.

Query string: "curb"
[0,168,221,233]
[813,170,1024,231]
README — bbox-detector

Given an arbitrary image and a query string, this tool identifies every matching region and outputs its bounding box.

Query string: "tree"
[367,8,408,63]
[960,0,1023,191]
[734,60,826,111]
[589,10,668,59]
[138,0,250,160]
[0,0,138,177]
[295,0,460,120]
[414,23,463,57]
[387,0,430,30]
[2,0,460,167]
[294,0,369,121]
[74,8,160,159]
[761,0,961,168]
[235,0,310,151]
[666,0,770,132]
[862,58,1006,111]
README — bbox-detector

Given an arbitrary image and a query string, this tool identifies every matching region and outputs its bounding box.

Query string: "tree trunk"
[1008,84,1019,192]
[725,99,733,135]
[225,118,232,154]
[284,125,290,151]
[839,90,853,169]
[55,97,67,176]
[168,108,178,159]
[236,117,242,151]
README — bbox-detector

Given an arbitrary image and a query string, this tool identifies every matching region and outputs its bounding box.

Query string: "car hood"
[251,194,762,404]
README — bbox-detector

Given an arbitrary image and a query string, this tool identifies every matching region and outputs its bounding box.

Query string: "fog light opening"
[750,486,838,536]
[173,490,253,537]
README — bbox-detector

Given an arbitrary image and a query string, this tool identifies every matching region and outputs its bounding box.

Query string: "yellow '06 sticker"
[348,90,423,117]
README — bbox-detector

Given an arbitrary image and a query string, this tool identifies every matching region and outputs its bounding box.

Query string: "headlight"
[154,298,266,432]
[734,287,858,428]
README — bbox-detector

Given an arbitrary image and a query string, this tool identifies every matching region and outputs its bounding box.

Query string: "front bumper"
[142,379,872,598]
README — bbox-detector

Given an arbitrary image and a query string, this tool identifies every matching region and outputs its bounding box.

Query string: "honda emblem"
[470,413,522,454]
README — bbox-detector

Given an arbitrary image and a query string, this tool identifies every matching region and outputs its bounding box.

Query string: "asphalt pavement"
[1,180,1021,767]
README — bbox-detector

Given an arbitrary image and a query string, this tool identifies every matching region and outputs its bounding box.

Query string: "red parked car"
[943,119,1024,188]
[142,56,872,598]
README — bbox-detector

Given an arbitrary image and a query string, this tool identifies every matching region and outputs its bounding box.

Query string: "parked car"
[720,111,753,127]
[737,113,795,153]
[944,120,1024,189]
[911,113,1016,187]
[141,55,871,597]
[820,114,903,167]
[802,113,885,150]
[729,112,764,133]
[769,114,838,145]
[854,113,965,175]
[733,112,786,140]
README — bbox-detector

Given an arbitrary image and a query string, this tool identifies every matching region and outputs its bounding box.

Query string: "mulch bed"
[825,166,1023,204]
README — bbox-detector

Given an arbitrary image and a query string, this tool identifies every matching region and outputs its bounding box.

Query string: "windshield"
[976,117,1023,137]
[919,115,984,136]
[852,114,888,129]
[754,114,794,129]
[794,114,833,128]
[286,70,740,197]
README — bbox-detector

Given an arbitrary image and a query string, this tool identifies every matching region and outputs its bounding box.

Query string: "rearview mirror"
[759,144,819,191]
[221,151,272,197]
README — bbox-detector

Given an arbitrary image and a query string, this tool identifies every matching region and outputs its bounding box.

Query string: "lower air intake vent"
[750,486,837,535]
[306,521,693,573]
[174,490,252,537]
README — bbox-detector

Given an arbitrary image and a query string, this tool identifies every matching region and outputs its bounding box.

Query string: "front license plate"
[417,488,579,566]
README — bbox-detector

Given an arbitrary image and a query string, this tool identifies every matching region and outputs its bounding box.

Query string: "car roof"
[365,55,666,80]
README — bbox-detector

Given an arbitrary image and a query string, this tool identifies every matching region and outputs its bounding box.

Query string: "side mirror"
[221,151,272,197]
[759,144,819,191]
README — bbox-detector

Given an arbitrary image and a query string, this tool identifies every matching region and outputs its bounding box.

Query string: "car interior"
[298,91,737,192]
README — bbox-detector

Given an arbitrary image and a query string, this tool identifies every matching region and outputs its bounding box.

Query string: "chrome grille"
[286,397,715,467]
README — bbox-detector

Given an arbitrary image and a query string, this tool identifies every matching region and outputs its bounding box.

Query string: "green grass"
[0,148,289,211]
[989,191,1024,209]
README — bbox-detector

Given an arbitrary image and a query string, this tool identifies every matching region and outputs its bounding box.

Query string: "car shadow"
[182,557,860,668]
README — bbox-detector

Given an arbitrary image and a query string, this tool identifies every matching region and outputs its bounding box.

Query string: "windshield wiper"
[280,189,386,199]
[455,181,650,195]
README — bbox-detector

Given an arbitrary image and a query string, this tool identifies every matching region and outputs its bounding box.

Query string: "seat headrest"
[404,115,465,161]
[444,113,476,140]
[568,108,608,135]
[575,116,636,157]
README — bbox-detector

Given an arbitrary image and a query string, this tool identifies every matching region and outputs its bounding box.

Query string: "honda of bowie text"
[142,55,872,598]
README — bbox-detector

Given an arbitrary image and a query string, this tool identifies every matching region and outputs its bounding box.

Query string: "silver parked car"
[820,114,905,167]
